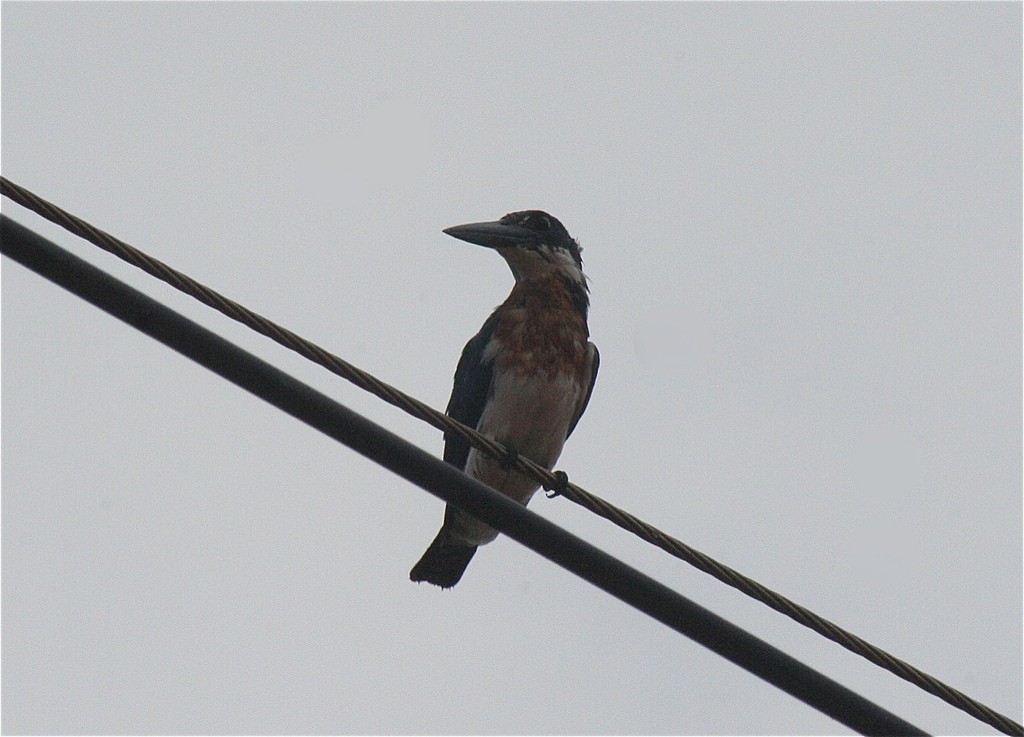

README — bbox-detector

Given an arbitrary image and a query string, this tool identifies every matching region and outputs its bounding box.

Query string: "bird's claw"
[500,444,520,471]
[544,470,569,498]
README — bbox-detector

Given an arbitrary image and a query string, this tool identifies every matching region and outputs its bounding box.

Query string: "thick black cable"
[2,215,933,736]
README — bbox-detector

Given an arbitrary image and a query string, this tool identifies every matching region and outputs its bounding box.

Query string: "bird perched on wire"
[410,210,599,588]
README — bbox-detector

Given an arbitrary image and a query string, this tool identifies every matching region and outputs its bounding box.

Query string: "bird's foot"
[499,443,520,471]
[544,470,570,498]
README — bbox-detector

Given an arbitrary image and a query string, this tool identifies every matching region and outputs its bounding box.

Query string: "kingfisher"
[409,210,599,588]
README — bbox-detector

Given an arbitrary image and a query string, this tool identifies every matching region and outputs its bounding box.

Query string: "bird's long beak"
[443,220,534,250]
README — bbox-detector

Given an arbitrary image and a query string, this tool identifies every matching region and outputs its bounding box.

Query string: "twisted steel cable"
[2,176,1019,737]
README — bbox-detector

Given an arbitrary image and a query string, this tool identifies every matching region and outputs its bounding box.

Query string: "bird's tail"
[409,531,478,589]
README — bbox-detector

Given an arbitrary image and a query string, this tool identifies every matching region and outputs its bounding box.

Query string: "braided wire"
[2,176,1019,737]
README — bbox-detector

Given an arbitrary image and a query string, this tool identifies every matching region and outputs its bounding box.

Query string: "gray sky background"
[2,3,1020,735]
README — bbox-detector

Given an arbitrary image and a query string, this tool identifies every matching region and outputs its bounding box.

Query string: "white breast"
[463,368,583,507]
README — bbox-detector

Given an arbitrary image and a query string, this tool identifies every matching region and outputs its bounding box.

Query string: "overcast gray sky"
[2,3,1021,735]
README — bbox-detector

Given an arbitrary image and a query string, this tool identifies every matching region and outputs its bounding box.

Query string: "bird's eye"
[523,214,550,231]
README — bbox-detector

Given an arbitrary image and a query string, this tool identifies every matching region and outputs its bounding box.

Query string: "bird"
[410,210,599,588]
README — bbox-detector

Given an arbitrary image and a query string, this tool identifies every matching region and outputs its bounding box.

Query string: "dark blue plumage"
[442,309,500,471]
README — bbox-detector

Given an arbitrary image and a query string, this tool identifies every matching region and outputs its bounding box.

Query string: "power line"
[2,177,1020,736]
[2,214,929,736]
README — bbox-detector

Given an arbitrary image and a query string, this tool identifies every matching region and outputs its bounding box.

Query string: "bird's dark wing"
[566,341,599,439]
[443,309,501,470]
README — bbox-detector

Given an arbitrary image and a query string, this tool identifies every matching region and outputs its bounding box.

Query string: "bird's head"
[443,210,586,288]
